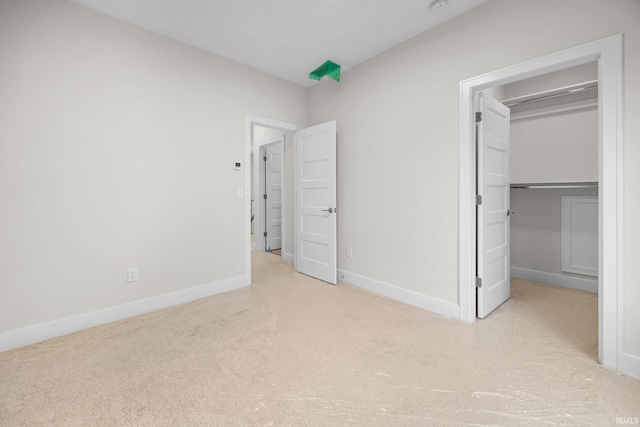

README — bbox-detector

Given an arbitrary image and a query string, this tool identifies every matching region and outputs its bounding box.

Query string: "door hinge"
[263,194,267,199]
[263,232,267,237]
[475,112,482,122]
[476,195,482,205]
[475,277,483,288]
[263,156,267,162]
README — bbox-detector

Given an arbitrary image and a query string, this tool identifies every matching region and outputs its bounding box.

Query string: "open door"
[295,121,337,284]
[264,142,283,251]
[477,94,511,318]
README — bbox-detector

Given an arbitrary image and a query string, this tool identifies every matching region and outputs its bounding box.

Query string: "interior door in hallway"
[264,142,283,251]
[295,121,337,284]
[477,93,511,318]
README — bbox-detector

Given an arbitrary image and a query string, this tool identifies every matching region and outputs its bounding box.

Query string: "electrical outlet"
[127,268,139,283]
[346,247,353,257]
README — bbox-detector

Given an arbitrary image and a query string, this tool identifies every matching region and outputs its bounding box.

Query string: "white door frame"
[459,34,623,370]
[254,136,284,254]
[244,114,302,283]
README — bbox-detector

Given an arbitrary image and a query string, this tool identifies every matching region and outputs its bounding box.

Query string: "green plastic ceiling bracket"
[309,60,341,82]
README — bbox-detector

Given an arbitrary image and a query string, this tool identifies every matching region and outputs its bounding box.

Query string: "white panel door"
[264,142,283,251]
[295,121,337,284]
[477,94,511,318]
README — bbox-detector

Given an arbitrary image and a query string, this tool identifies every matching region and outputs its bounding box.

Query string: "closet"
[504,63,599,293]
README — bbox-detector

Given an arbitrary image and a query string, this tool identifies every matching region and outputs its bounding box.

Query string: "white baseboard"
[338,269,459,320]
[511,267,597,293]
[621,352,640,381]
[282,252,294,264]
[0,275,249,353]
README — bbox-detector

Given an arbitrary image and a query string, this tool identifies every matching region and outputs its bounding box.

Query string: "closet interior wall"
[506,63,599,291]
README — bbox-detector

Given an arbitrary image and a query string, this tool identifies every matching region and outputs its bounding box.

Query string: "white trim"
[244,114,302,284]
[0,276,248,353]
[282,252,294,264]
[459,34,623,371]
[511,267,597,294]
[620,352,640,381]
[253,135,285,254]
[339,269,460,320]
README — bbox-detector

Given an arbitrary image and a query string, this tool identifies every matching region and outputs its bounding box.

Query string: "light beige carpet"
[1,252,638,426]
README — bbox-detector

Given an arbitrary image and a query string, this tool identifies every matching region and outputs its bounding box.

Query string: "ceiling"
[69,0,487,87]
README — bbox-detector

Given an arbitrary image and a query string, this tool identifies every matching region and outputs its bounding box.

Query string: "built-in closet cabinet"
[505,63,599,293]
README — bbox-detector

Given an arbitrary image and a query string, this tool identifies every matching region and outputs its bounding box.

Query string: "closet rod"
[510,182,598,189]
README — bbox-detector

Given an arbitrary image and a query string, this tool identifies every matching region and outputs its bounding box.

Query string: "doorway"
[459,35,623,371]
[244,115,339,286]
[476,62,600,318]
[253,134,285,256]
[244,115,302,285]
[504,63,599,295]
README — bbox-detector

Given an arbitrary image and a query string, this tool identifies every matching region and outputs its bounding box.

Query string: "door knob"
[322,208,334,214]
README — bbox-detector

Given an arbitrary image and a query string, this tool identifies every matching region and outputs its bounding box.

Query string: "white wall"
[507,63,598,184]
[510,187,598,277]
[309,0,640,358]
[0,0,308,336]
[510,109,598,183]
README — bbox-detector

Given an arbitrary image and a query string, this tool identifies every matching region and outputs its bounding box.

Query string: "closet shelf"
[511,182,598,189]
[502,80,597,107]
